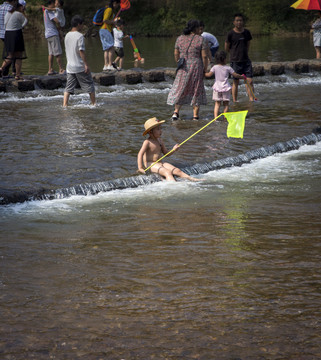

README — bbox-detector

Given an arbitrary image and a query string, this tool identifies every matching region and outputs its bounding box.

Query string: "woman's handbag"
[175,35,195,74]
[176,57,185,73]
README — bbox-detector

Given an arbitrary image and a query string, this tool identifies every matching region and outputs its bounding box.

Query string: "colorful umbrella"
[290,0,321,10]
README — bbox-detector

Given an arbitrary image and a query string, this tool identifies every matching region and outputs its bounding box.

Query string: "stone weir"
[0,58,321,92]
[1,129,320,205]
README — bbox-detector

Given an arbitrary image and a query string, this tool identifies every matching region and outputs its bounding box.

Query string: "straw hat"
[143,117,165,136]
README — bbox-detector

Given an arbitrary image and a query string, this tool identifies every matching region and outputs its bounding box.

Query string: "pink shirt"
[211,64,235,92]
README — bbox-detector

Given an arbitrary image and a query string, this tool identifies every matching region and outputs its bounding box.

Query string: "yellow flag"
[224,110,248,138]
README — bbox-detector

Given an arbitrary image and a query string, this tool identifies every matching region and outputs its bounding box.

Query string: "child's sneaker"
[103,65,108,71]
[112,62,117,69]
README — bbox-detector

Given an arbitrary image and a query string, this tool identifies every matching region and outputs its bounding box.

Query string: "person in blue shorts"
[225,13,254,102]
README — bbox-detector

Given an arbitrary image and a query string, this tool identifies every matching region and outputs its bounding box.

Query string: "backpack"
[93,6,107,26]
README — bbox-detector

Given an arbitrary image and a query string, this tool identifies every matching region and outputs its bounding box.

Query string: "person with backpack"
[98,0,120,71]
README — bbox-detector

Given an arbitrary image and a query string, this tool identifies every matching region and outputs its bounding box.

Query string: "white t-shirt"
[4,11,27,31]
[113,28,124,48]
[55,8,65,27]
[202,31,219,48]
[211,64,234,92]
[44,9,59,38]
[65,31,86,73]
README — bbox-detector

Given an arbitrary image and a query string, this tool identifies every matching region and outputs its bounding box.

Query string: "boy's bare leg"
[163,163,202,182]
[63,92,70,107]
[151,163,175,181]
[48,54,54,73]
[56,54,64,73]
[232,79,239,102]
[89,92,96,106]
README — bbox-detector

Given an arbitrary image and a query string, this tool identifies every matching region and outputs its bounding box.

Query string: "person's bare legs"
[214,101,220,118]
[89,92,96,106]
[193,105,200,119]
[48,54,54,74]
[315,46,321,59]
[232,79,239,102]
[107,47,114,67]
[223,101,229,114]
[163,163,201,181]
[103,50,108,67]
[56,54,64,73]
[245,77,254,101]
[14,58,22,78]
[63,92,70,107]
[119,57,124,69]
[172,104,181,119]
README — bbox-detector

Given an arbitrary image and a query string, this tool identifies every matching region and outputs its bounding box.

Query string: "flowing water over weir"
[2,130,320,205]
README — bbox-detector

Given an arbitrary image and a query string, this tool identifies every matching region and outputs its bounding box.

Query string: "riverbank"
[1,58,321,93]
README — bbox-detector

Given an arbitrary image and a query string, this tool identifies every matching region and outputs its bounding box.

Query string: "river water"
[1,36,321,359]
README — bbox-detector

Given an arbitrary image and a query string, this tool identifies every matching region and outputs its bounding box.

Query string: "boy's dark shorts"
[114,47,124,58]
[231,60,253,79]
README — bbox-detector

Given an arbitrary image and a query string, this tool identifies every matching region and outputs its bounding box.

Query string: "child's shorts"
[114,47,124,58]
[213,90,231,102]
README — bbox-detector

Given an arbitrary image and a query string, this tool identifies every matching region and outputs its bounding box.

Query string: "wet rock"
[143,70,165,82]
[164,68,176,79]
[286,60,309,73]
[12,78,35,91]
[308,59,321,71]
[252,63,265,76]
[35,75,65,90]
[117,70,143,84]
[261,62,285,75]
[93,73,116,86]
[0,80,6,92]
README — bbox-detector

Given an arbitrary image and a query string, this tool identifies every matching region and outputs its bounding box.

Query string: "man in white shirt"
[200,21,219,64]
[43,0,64,75]
[63,15,95,107]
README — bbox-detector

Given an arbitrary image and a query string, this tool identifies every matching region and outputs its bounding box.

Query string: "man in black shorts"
[225,13,254,102]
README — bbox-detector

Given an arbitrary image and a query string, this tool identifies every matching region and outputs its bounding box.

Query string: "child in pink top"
[205,50,245,118]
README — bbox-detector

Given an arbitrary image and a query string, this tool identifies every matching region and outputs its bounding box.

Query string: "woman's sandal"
[171,111,179,120]
[193,116,199,121]
[15,75,24,80]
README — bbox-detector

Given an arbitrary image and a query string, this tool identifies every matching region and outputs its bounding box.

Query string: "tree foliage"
[26,0,317,36]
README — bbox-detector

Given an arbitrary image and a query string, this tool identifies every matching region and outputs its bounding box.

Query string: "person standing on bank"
[167,19,208,121]
[312,11,321,59]
[225,13,254,102]
[100,0,120,71]
[199,21,219,64]
[43,0,65,75]
[63,15,96,107]
[0,0,16,77]
[0,0,27,80]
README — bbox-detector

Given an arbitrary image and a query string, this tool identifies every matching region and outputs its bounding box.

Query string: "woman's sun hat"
[143,117,165,136]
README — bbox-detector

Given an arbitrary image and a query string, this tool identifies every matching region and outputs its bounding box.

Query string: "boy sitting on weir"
[137,117,200,181]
